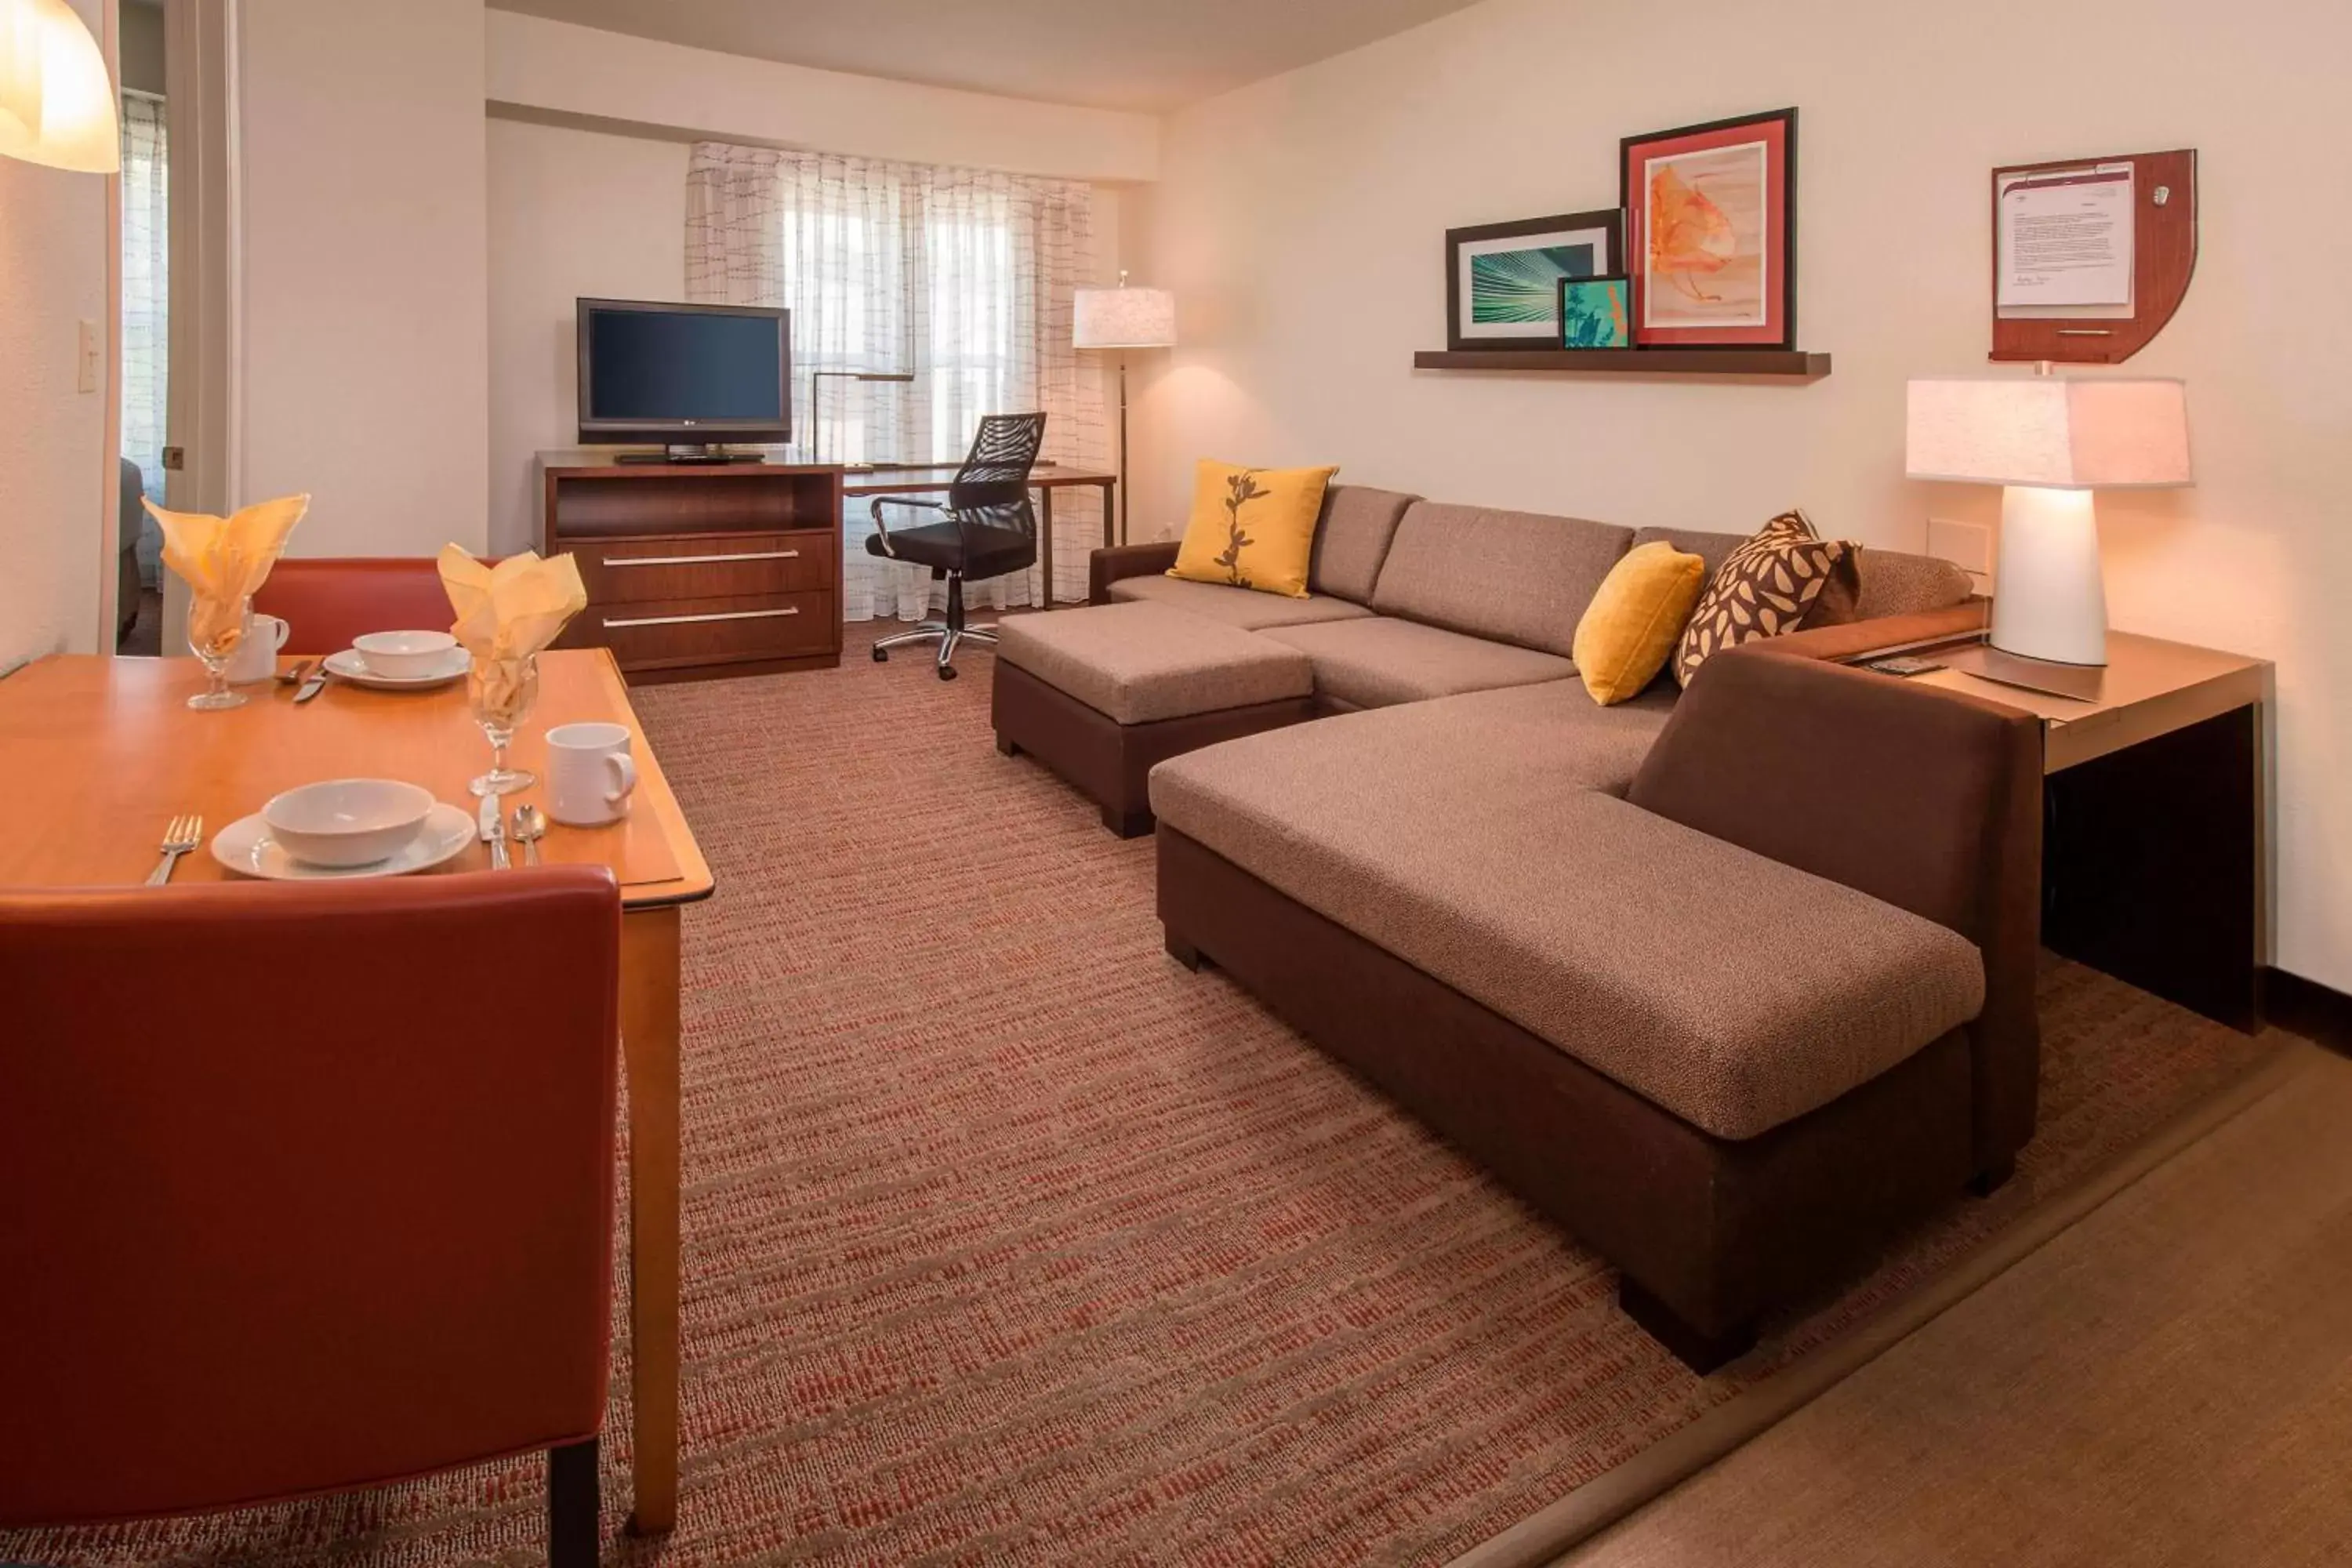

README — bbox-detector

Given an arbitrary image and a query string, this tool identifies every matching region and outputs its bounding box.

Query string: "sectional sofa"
[991,488,2042,1369]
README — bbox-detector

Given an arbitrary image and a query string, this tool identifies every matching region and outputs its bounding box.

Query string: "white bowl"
[261,778,437,868]
[353,630,459,679]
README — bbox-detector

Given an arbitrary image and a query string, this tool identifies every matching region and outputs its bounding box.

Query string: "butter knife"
[293,662,332,703]
[478,792,510,869]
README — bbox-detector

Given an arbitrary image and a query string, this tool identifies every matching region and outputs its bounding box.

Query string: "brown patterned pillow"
[1672,510,1854,686]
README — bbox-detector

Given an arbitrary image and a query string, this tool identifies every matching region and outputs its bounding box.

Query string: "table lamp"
[1073,273,1176,544]
[1906,373,2191,691]
[808,370,915,469]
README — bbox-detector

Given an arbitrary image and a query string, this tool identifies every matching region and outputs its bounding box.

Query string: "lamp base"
[1943,640,2109,702]
[1988,484,2108,666]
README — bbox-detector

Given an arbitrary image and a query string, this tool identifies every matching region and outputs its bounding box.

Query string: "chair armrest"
[1628,642,2043,1172]
[868,494,948,556]
[1089,541,1181,605]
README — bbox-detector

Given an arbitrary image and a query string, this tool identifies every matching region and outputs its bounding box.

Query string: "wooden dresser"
[539,453,846,682]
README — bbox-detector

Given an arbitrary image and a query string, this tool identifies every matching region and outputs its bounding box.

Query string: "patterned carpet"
[5,622,2282,1567]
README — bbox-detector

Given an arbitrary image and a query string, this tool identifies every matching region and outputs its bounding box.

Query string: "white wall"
[485,118,686,554]
[482,20,1149,554]
[238,0,489,556]
[0,0,110,673]
[1138,0,2352,989]
[485,10,1157,184]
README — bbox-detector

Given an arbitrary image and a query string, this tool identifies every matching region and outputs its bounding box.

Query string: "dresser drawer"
[575,534,836,605]
[583,591,835,670]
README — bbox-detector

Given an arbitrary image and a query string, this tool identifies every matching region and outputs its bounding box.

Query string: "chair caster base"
[938,664,958,681]
[872,646,889,662]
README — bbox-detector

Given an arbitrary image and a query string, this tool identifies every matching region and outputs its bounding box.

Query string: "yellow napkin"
[147,494,310,654]
[438,546,587,727]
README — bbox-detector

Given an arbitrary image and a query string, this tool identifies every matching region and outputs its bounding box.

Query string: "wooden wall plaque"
[1991,149,2197,365]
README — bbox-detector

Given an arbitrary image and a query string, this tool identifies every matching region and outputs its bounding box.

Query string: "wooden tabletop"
[1912,630,2270,773]
[0,649,712,905]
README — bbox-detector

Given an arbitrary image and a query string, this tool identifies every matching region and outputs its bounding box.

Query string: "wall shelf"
[1412,348,1832,378]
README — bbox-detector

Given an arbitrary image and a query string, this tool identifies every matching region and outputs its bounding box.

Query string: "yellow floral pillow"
[1168,461,1340,599]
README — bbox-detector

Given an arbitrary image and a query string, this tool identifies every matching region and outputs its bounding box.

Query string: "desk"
[1909,631,2270,1029]
[844,466,1116,607]
[0,650,710,1534]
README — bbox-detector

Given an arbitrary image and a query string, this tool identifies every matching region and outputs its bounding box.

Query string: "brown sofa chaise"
[992,489,2028,1369]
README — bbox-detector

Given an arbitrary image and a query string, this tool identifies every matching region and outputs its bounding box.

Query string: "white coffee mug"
[227,613,292,684]
[546,721,639,826]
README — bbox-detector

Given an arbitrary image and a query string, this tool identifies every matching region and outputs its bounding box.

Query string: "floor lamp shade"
[1073,287,1176,350]
[0,0,120,173]
[1906,376,2192,667]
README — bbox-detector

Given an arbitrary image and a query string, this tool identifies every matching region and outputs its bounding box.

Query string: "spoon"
[510,802,547,866]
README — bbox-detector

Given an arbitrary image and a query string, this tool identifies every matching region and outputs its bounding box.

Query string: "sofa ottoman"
[993,603,1318,837]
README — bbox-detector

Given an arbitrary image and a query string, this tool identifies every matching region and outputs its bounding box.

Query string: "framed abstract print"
[1620,108,1797,349]
[1446,210,1624,350]
[1556,274,1632,348]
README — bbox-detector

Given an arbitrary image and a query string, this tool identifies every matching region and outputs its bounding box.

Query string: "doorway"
[114,0,166,652]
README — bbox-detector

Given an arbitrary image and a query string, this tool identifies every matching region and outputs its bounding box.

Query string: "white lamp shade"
[1073,285,1176,350]
[1906,376,2191,490]
[0,0,118,174]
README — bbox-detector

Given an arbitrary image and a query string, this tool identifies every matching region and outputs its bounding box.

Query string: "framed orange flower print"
[1621,108,1796,349]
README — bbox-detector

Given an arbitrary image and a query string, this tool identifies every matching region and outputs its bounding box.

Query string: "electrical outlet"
[1926,517,1993,583]
[77,319,100,394]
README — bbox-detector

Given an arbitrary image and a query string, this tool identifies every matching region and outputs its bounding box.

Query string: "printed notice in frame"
[1998,164,2135,310]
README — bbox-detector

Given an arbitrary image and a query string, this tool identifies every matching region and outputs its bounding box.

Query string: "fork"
[146,814,204,886]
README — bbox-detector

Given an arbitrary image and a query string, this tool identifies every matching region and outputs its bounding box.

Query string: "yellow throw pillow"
[1168,461,1339,599]
[1573,541,1708,706]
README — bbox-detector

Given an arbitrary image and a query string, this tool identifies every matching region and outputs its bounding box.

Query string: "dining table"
[0,647,710,1535]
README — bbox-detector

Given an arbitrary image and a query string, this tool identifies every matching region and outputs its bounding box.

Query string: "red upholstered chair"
[256,557,470,655]
[0,869,622,1566]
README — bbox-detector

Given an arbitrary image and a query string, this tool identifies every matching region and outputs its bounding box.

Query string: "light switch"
[77,319,100,394]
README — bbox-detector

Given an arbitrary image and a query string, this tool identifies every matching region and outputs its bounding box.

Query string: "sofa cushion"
[1105,573,1377,630]
[1263,615,1578,710]
[1672,512,1853,687]
[1573,541,1708,706]
[1150,768,1984,1141]
[1370,503,1635,658]
[1169,461,1338,598]
[1632,527,1977,623]
[1308,485,1418,604]
[1856,551,1977,619]
[995,602,1312,726]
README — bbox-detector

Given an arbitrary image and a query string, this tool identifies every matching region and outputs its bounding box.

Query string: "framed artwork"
[1620,107,1796,348]
[1446,210,1624,350]
[1555,274,1632,348]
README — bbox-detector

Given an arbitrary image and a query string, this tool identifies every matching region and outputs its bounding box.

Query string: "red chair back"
[256,557,469,656]
[0,869,620,1526]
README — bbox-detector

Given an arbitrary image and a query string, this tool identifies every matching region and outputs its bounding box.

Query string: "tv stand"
[612,445,765,466]
[539,452,846,683]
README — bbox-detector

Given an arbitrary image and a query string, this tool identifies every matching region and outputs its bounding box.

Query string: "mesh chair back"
[948,413,1047,534]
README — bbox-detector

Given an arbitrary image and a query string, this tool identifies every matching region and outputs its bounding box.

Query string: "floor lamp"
[1073,274,1176,545]
[1906,372,2193,698]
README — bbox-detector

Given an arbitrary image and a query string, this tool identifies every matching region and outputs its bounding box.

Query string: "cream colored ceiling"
[486,0,1491,113]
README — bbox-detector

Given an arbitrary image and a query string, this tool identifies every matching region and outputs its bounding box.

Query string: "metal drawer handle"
[603,550,801,567]
[602,607,801,630]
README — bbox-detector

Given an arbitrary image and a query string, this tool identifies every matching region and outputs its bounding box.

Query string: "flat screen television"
[576,298,792,461]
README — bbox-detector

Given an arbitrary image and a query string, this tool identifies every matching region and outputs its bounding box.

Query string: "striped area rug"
[5,622,2279,1566]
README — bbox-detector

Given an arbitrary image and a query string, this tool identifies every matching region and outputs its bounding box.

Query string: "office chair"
[867,412,1048,681]
[0,869,622,1566]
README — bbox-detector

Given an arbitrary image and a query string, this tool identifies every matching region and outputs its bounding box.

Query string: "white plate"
[323,646,470,689]
[211,801,475,880]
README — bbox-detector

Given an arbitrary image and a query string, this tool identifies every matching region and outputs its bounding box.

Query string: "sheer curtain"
[685,142,1108,619]
[121,92,169,585]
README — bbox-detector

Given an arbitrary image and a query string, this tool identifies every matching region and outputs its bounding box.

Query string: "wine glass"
[467,652,540,797]
[186,593,251,711]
